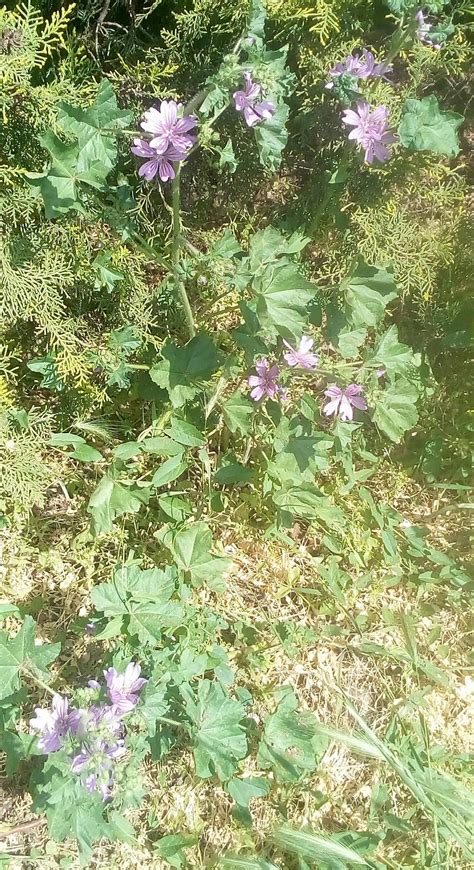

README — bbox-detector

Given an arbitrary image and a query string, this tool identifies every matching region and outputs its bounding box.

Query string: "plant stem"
[22,668,56,697]
[171,167,196,339]
[155,714,188,730]
[309,143,352,235]
[385,13,418,65]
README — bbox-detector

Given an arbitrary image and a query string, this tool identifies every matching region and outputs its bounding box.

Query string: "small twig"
[95,0,112,56]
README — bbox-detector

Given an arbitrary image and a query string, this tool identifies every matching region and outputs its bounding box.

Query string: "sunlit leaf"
[150,335,221,408]
[398,95,463,157]
[185,680,248,780]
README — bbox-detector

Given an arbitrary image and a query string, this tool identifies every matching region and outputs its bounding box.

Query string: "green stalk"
[385,11,419,65]
[309,143,352,235]
[171,166,196,340]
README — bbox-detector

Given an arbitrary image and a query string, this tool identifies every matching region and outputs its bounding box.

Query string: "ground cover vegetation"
[0,0,472,867]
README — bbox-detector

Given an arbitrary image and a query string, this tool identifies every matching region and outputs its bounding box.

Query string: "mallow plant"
[0,0,468,864]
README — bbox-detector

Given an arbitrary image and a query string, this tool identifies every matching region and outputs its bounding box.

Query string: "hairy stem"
[171,168,196,339]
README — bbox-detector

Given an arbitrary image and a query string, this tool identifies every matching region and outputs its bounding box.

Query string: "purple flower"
[283,336,319,370]
[416,10,445,48]
[323,384,367,422]
[30,695,83,754]
[72,738,126,801]
[248,359,281,401]
[140,101,197,154]
[88,679,101,690]
[329,50,390,80]
[104,662,147,714]
[342,102,397,164]
[88,703,123,735]
[233,72,276,127]
[131,139,187,182]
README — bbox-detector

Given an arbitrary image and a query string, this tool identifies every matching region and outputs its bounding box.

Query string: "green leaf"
[385,0,417,13]
[150,335,221,408]
[226,776,270,824]
[271,824,368,867]
[372,379,419,442]
[158,494,193,522]
[185,680,248,780]
[337,327,367,359]
[28,136,84,219]
[30,131,104,219]
[398,95,463,157]
[160,522,231,590]
[58,79,132,175]
[36,773,111,864]
[140,679,170,735]
[91,564,182,643]
[254,102,289,172]
[164,418,206,447]
[49,433,86,447]
[219,138,238,174]
[272,486,344,527]
[108,811,138,845]
[27,353,64,391]
[248,226,309,273]
[254,260,316,341]
[87,476,150,535]
[109,326,141,353]
[258,689,328,782]
[370,325,416,376]
[112,441,142,461]
[93,251,124,292]
[345,261,398,328]
[154,833,198,868]
[31,81,131,218]
[215,456,253,485]
[212,230,242,260]
[0,616,60,700]
[70,443,103,462]
[151,454,188,488]
[141,436,184,457]
[222,391,254,435]
[247,0,266,39]
[227,776,270,808]
[2,729,35,775]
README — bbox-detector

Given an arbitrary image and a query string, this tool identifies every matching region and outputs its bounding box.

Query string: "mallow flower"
[342,102,397,164]
[283,336,319,369]
[140,100,197,154]
[30,695,83,754]
[131,139,187,182]
[248,358,281,401]
[104,662,147,714]
[233,72,276,127]
[323,384,367,422]
[329,50,389,81]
